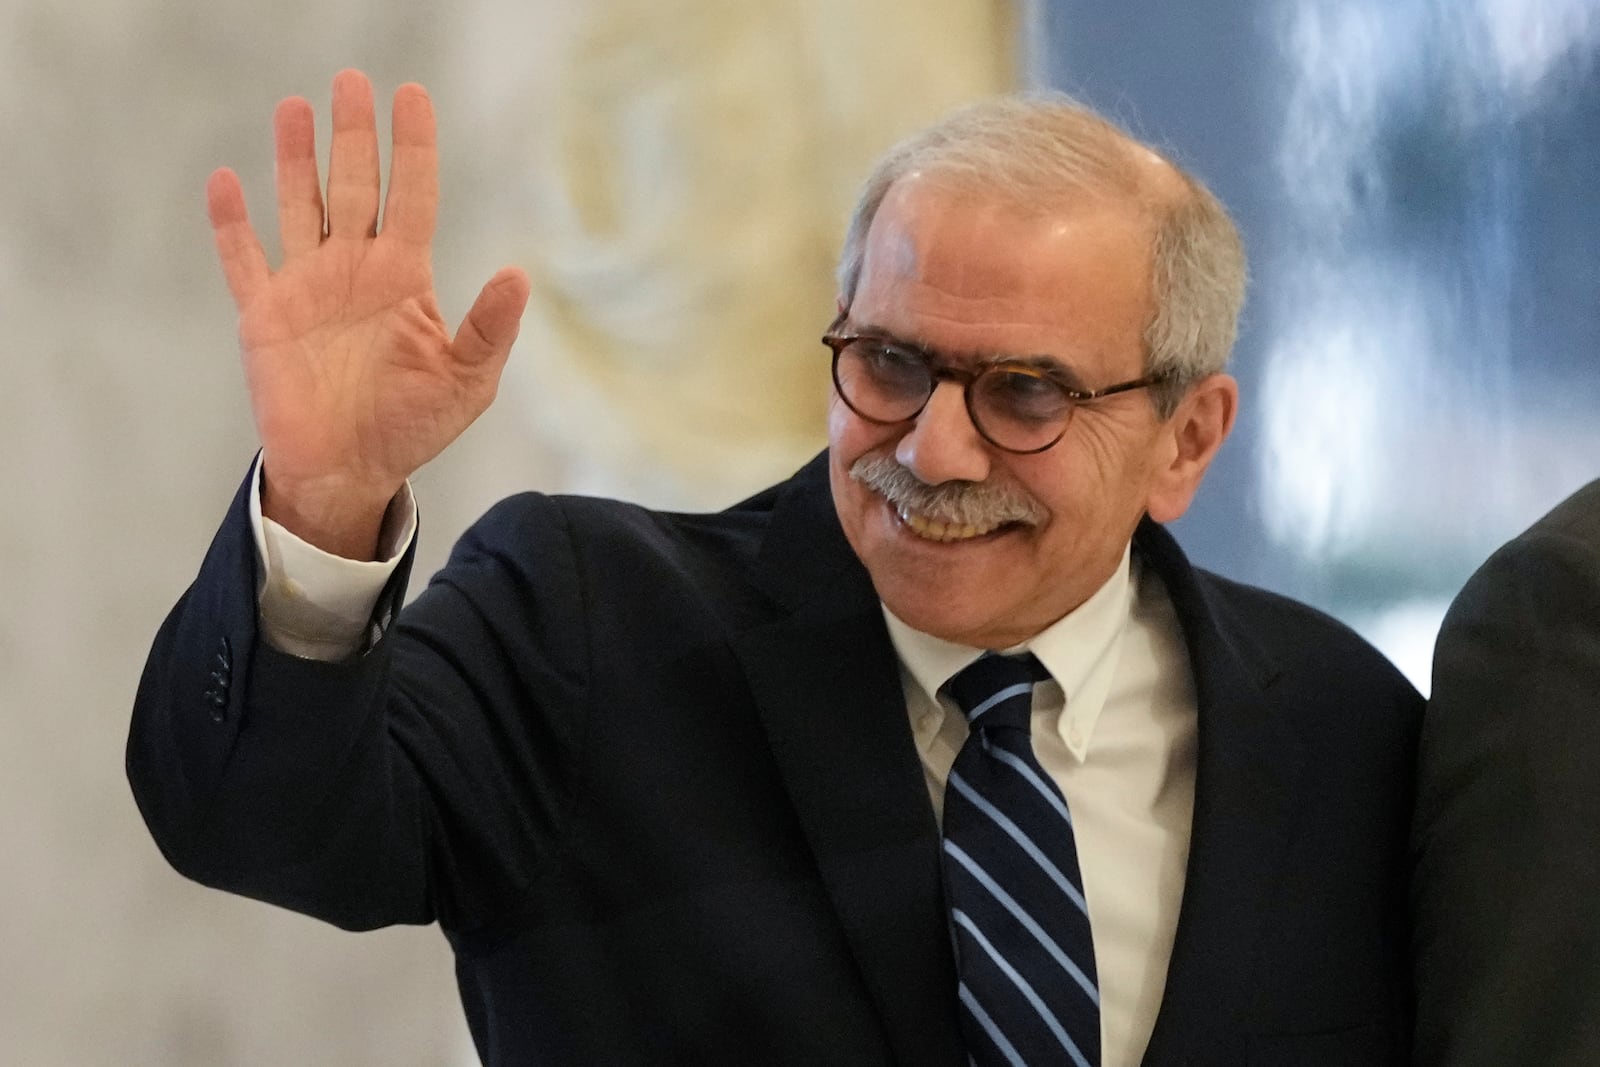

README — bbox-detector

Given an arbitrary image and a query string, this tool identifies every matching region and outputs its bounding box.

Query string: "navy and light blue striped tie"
[941,652,1100,1067]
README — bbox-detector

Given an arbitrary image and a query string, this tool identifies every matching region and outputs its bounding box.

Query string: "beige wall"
[0,2,1014,1063]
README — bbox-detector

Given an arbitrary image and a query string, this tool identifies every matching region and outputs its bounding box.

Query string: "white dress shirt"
[883,548,1197,1066]
[249,460,416,660]
[250,466,1198,1067]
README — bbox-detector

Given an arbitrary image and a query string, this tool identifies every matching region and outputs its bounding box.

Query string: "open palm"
[208,70,530,557]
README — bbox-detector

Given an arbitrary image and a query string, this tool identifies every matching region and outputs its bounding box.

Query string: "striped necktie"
[941,652,1100,1067]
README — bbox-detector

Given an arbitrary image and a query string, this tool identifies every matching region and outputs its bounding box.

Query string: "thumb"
[453,266,531,366]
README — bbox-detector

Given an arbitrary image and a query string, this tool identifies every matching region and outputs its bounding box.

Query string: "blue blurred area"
[1036,0,1600,685]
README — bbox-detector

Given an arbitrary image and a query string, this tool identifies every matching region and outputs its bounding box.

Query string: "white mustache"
[850,455,1044,529]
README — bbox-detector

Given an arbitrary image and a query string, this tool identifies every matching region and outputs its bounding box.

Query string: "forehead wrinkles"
[865,181,1154,315]
[852,173,1162,388]
[873,219,922,278]
[868,187,1056,299]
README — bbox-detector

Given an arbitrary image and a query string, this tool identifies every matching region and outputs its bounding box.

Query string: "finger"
[326,69,380,239]
[452,267,531,367]
[381,83,438,246]
[274,96,325,259]
[206,167,270,306]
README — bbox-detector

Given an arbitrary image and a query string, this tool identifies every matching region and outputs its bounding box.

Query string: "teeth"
[898,507,1001,542]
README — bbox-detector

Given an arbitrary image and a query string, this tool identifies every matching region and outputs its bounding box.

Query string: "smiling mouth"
[895,505,1012,543]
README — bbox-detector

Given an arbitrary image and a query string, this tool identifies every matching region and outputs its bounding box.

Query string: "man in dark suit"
[128,70,1422,1065]
[1412,479,1600,1065]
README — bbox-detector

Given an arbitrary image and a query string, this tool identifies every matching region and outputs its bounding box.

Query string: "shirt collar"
[881,543,1135,718]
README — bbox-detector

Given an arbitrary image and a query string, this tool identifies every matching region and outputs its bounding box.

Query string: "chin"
[875,578,1012,649]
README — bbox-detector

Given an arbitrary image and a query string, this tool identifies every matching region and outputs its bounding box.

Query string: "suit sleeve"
[126,470,593,933]
[1411,520,1600,1065]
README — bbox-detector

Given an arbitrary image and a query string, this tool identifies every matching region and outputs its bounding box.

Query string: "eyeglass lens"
[834,338,1073,452]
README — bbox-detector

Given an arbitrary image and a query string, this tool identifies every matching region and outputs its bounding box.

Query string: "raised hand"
[207,69,531,559]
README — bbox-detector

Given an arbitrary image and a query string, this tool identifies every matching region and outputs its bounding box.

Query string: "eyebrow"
[850,321,1090,390]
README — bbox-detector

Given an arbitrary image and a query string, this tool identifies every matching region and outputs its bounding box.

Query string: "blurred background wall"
[1036,0,1600,684]
[0,1,1014,1064]
[2,0,1594,1063]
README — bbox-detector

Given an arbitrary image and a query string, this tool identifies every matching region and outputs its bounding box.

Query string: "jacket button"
[206,637,233,722]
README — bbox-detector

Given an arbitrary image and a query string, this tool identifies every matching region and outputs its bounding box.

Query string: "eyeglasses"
[821,315,1171,454]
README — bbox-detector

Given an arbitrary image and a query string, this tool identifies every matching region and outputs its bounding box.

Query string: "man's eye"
[982,370,1070,418]
[860,342,922,371]
[855,342,930,384]
[996,371,1055,395]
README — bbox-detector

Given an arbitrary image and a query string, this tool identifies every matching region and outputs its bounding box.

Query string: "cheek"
[1064,418,1164,503]
[828,400,903,468]
[826,395,852,445]
[827,413,885,545]
[1069,420,1130,482]
[826,392,872,459]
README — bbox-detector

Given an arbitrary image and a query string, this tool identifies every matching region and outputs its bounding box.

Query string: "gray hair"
[835,94,1246,417]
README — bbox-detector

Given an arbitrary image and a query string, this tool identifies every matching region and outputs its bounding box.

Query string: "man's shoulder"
[1186,566,1425,745]
[1441,476,1600,644]
[1138,519,1419,701]
[1193,565,1396,666]
[1491,476,1600,577]
[449,488,770,576]
[1471,477,1600,587]
[1188,563,1345,630]
[1139,520,1383,651]
[443,453,835,591]
[1540,476,1600,538]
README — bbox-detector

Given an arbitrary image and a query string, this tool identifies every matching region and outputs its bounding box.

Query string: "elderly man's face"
[828,175,1219,648]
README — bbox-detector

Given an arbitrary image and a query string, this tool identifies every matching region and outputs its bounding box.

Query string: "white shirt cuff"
[248,457,417,660]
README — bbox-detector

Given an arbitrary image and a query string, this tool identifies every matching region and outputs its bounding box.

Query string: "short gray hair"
[836,94,1246,417]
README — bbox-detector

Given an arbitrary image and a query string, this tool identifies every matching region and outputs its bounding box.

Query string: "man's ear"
[1145,373,1238,524]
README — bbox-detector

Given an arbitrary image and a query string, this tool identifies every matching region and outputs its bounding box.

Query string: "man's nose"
[895,381,992,485]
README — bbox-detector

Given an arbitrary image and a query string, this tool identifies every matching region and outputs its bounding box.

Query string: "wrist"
[259,463,402,562]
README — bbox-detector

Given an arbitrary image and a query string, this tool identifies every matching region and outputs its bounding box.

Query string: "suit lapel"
[731,461,1311,1064]
[1136,521,1308,1065]
[730,454,965,1067]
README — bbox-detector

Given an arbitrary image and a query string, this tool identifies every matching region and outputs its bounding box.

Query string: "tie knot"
[944,652,1049,733]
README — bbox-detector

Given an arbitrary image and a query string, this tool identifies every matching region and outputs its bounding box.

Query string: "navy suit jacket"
[129,452,1422,1065]
[1412,478,1600,1065]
